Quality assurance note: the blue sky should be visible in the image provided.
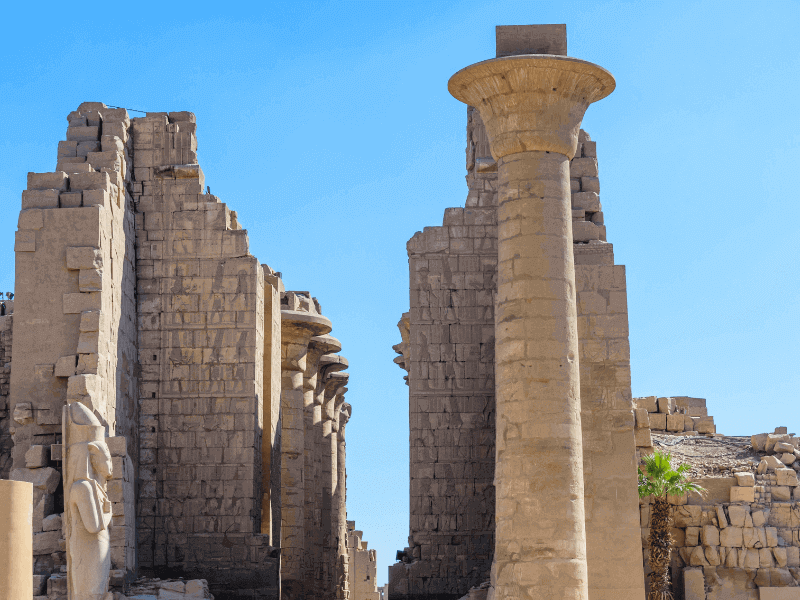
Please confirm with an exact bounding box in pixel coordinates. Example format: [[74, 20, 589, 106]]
[[2, 0, 799, 587]]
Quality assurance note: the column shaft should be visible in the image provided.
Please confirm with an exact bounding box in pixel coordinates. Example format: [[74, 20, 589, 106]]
[[281, 369, 306, 595], [336, 420, 348, 599], [0, 480, 33, 600], [494, 150, 588, 600]]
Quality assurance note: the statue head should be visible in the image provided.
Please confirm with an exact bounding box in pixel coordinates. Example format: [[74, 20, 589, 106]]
[[64, 401, 112, 486]]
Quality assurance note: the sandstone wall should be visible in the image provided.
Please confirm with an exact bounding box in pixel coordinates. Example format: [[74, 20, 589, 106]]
[[131, 112, 278, 596], [8, 103, 140, 592], [391, 109, 643, 599]]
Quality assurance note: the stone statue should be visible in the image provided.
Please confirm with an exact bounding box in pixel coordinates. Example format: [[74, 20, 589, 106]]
[[62, 401, 113, 600]]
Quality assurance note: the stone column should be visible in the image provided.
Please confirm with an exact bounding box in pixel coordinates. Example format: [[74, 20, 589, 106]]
[[321, 366, 348, 599], [0, 479, 33, 600], [449, 55, 615, 600], [335, 390, 351, 600], [305, 334, 341, 598], [281, 306, 332, 600]]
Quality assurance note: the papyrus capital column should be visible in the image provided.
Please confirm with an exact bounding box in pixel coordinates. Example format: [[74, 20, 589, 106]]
[[280, 295, 332, 600], [449, 37, 614, 600], [305, 334, 342, 599]]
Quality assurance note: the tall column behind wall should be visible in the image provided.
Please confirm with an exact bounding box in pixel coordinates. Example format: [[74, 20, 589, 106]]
[[448, 40, 615, 600], [336, 396, 352, 599], [321, 361, 348, 600], [305, 333, 341, 598]]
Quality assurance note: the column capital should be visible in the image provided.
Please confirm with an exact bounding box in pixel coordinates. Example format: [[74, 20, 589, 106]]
[[281, 310, 332, 372], [448, 55, 614, 160]]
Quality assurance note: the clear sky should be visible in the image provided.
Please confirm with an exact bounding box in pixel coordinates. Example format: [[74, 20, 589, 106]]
[[1, 0, 799, 587]]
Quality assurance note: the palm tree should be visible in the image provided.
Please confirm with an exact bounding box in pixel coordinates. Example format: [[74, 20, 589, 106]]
[[638, 450, 706, 600]]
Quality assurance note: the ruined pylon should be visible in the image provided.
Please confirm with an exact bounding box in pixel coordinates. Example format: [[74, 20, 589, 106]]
[[448, 26, 615, 600]]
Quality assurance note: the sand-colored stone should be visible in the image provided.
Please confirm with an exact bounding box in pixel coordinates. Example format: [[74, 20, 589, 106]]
[[0, 479, 33, 600], [280, 298, 332, 600], [448, 33, 614, 600], [63, 401, 113, 600]]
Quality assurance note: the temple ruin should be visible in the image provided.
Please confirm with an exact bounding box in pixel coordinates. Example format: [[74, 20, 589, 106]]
[[0, 101, 378, 600], [390, 24, 800, 600], [1, 20, 799, 600]]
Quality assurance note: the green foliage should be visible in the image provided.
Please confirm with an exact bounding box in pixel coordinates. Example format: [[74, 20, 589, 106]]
[[638, 449, 706, 500]]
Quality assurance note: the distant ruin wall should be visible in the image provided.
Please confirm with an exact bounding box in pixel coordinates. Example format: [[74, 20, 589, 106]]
[[0, 306, 12, 479]]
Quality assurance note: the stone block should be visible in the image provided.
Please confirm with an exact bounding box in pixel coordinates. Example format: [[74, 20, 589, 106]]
[[788, 547, 800, 567], [780, 453, 796, 465], [658, 396, 675, 414], [570, 157, 598, 177], [572, 220, 601, 242], [55, 355, 77, 377], [634, 407, 650, 428], [636, 396, 658, 412], [674, 505, 702, 527], [15, 230, 36, 252], [80, 311, 101, 331], [69, 171, 110, 191], [185, 579, 209, 598], [695, 416, 715, 434], [25, 445, 49, 468], [760, 588, 800, 600], [77, 331, 98, 354], [667, 413, 684, 432], [775, 442, 795, 454], [701, 525, 720, 547], [752, 433, 769, 451], [730, 486, 755, 503], [107, 436, 127, 457], [765, 455, 785, 471], [33, 530, 61, 555], [42, 513, 62, 532], [18, 209, 44, 230], [767, 434, 792, 453], [67, 126, 100, 141], [772, 487, 792, 502], [32, 493, 54, 532], [649, 413, 667, 430], [22, 189, 60, 209], [735, 472, 755, 486], [28, 172, 68, 191], [63, 292, 101, 313], [634, 428, 652, 447], [776, 468, 798, 487], [571, 191, 600, 212], [11, 467, 60, 493], [58, 140, 78, 158], [581, 176, 600, 192], [79, 268, 103, 292], [67, 373, 100, 399], [716, 504, 728, 528], [83, 189, 109, 207], [720, 526, 743, 547], [77, 141, 100, 156], [59, 191, 83, 207], [66, 246, 102, 270], [50, 444, 62, 461]]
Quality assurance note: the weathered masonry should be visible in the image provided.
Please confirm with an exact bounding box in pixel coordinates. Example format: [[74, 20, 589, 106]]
[[390, 25, 644, 600], [3, 102, 370, 600]]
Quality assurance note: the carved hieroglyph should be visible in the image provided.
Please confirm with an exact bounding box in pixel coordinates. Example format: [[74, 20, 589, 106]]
[[62, 401, 113, 600]]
